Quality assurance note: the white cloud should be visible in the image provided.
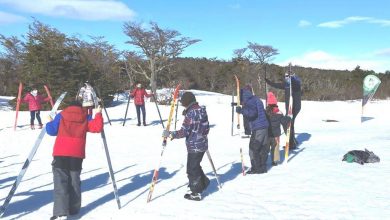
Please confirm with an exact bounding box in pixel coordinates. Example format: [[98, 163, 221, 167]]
[[0, 0, 136, 21], [0, 11, 27, 25], [317, 16, 390, 28], [374, 48, 390, 57], [318, 16, 372, 28], [277, 50, 390, 73], [298, 20, 311, 27]]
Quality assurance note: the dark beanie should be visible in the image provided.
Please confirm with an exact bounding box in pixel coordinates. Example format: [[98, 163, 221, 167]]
[[180, 92, 196, 107]]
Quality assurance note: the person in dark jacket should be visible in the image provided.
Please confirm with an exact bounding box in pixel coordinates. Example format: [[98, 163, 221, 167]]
[[265, 92, 284, 166], [162, 91, 210, 201], [265, 72, 301, 149], [46, 101, 103, 220], [236, 87, 269, 174], [130, 83, 153, 126], [241, 85, 253, 136], [22, 88, 50, 129]]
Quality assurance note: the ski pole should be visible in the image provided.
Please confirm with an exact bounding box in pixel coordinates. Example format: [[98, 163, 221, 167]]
[[206, 150, 222, 189], [152, 93, 164, 129], [123, 91, 131, 126]]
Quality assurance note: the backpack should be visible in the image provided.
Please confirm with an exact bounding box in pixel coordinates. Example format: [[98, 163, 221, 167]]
[[342, 149, 380, 165]]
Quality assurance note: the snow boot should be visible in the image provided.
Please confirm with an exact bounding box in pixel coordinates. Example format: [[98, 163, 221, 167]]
[[38, 124, 43, 129], [184, 192, 201, 201], [30, 125, 35, 130], [50, 215, 68, 220]]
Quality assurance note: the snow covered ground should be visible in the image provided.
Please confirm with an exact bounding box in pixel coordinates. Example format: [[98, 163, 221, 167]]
[[1, 90, 389, 220]]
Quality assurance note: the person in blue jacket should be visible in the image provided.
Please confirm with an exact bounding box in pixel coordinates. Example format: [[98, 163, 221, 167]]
[[236, 87, 269, 174], [265, 72, 301, 149]]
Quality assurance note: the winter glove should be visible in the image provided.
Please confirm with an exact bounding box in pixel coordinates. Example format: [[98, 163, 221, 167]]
[[182, 109, 187, 116], [94, 105, 102, 113], [162, 130, 170, 138], [162, 130, 175, 139], [235, 106, 242, 114], [47, 115, 53, 122], [231, 102, 237, 107]]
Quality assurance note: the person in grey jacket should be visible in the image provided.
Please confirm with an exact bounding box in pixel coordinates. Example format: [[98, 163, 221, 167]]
[[236, 87, 269, 174], [163, 91, 210, 201]]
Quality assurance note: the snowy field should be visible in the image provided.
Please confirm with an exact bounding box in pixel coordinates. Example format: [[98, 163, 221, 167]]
[[1, 91, 389, 220]]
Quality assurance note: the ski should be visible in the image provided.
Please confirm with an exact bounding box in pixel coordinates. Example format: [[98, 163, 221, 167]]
[[123, 90, 131, 126], [234, 75, 241, 130], [88, 84, 121, 209], [231, 88, 234, 136], [13, 82, 23, 131], [44, 85, 54, 107], [174, 100, 179, 130], [284, 64, 294, 164], [147, 84, 181, 203], [0, 92, 67, 217], [234, 75, 245, 176]]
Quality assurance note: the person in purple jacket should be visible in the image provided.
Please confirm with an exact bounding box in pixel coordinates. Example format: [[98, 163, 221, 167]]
[[236, 87, 269, 174], [162, 91, 210, 201]]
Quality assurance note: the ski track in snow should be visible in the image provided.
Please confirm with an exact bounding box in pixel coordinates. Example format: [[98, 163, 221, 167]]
[[1, 90, 390, 219]]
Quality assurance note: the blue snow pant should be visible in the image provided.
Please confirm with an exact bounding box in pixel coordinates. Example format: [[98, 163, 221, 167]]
[[135, 104, 146, 125]]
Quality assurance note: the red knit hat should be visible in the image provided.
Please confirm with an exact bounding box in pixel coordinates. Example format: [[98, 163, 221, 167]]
[[267, 92, 278, 105]]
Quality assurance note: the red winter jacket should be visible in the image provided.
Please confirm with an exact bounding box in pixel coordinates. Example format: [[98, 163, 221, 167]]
[[47, 106, 103, 158], [130, 88, 152, 105], [22, 93, 50, 111]]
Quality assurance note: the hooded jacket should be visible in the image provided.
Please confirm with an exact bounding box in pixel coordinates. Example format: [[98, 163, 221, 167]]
[[240, 89, 269, 131], [46, 106, 103, 158], [173, 102, 209, 153]]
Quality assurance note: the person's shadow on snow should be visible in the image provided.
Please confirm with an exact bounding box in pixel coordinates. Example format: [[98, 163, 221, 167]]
[[202, 162, 242, 199], [278, 132, 311, 164], [80, 166, 181, 215]]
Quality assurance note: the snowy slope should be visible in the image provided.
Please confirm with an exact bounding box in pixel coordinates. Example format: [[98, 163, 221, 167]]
[[0, 91, 389, 220]]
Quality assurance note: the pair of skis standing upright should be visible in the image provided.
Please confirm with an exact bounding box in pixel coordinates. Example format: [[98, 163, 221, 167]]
[[1, 84, 120, 217], [231, 64, 294, 176]]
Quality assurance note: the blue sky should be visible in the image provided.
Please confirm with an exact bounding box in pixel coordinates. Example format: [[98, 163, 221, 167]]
[[0, 0, 389, 72]]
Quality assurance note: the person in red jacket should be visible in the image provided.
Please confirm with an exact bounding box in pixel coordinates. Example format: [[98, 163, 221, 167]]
[[130, 83, 153, 126], [46, 101, 103, 220], [22, 88, 50, 129]]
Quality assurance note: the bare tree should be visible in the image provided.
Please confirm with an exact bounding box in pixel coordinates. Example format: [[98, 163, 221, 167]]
[[123, 21, 200, 92], [234, 42, 279, 97]]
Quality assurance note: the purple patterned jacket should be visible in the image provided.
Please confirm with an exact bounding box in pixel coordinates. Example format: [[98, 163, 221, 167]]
[[173, 102, 209, 153]]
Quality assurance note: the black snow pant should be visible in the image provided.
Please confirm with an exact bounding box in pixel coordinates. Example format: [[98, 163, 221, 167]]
[[249, 128, 269, 173], [187, 152, 209, 194], [52, 157, 83, 217], [30, 110, 42, 126], [135, 104, 146, 125]]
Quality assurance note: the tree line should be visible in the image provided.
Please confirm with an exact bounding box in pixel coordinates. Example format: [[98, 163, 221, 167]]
[[1, 20, 389, 109]]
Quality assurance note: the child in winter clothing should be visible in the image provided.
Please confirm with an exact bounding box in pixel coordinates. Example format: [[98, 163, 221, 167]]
[[22, 88, 50, 129], [46, 101, 103, 220], [162, 91, 210, 201], [130, 83, 153, 126], [236, 87, 269, 174], [265, 92, 284, 166]]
